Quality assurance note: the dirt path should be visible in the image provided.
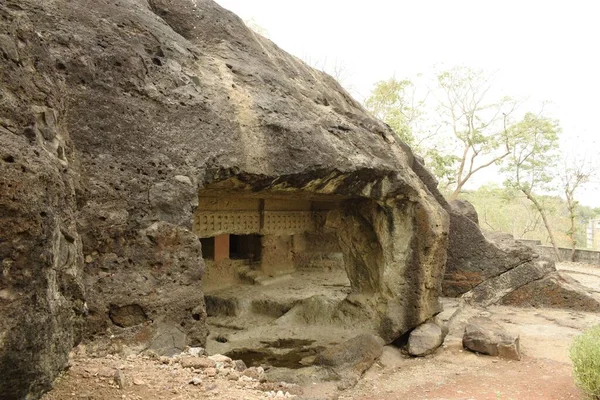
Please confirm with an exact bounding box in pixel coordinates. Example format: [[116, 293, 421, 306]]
[[44, 262, 600, 400]]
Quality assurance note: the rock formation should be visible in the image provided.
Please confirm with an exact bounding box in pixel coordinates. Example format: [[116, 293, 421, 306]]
[[2, 0, 598, 398], [0, 0, 448, 398], [410, 162, 600, 310]]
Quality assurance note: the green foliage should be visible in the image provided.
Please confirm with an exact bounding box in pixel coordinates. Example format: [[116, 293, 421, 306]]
[[425, 149, 460, 188], [570, 325, 600, 399], [365, 66, 519, 197], [364, 78, 422, 147], [503, 112, 561, 193]]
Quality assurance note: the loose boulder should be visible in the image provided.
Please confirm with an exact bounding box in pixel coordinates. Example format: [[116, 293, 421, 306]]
[[462, 317, 521, 361], [407, 320, 447, 357]]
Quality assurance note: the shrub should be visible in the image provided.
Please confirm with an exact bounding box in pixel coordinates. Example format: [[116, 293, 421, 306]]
[[570, 325, 600, 399]]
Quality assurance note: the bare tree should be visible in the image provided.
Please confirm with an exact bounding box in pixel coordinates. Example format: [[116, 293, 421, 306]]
[[561, 155, 597, 261]]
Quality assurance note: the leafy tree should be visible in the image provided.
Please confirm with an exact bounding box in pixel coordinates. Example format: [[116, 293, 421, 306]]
[[436, 67, 518, 199], [503, 112, 562, 259], [365, 67, 519, 197], [364, 78, 424, 148]]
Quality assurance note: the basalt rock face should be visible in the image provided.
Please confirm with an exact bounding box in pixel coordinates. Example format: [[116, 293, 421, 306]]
[[408, 170, 599, 310], [0, 5, 85, 398], [0, 0, 449, 397]]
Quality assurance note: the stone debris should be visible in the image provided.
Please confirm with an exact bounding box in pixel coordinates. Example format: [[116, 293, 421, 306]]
[[266, 390, 294, 398], [43, 349, 301, 399], [462, 317, 521, 360], [132, 378, 146, 386], [186, 347, 205, 356]]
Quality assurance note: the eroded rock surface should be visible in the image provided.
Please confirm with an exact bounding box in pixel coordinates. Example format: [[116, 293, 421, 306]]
[[407, 320, 447, 357], [1, 0, 449, 397], [463, 317, 521, 361], [406, 168, 599, 310], [0, 5, 85, 398], [315, 334, 384, 382]]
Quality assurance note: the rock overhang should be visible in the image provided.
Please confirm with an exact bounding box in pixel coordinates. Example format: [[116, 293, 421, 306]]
[[0, 0, 450, 397]]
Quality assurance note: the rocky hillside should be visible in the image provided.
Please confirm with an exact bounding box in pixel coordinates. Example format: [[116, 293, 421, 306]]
[[0, 1, 596, 399]]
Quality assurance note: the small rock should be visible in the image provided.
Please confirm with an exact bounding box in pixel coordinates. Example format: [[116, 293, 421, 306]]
[[174, 175, 193, 185], [243, 367, 259, 379], [84, 367, 99, 376], [186, 346, 204, 356], [276, 390, 285, 398], [238, 375, 253, 382], [132, 378, 145, 385], [227, 371, 240, 381], [113, 370, 125, 389], [234, 359, 247, 372], [204, 367, 217, 377], [258, 372, 268, 383], [208, 354, 232, 364], [189, 376, 202, 386], [180, 356, 216, 369], [159, 356, 171, 365]]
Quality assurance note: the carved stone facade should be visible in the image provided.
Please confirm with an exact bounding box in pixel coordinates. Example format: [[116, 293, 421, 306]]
[[194, 194, 344, 291]]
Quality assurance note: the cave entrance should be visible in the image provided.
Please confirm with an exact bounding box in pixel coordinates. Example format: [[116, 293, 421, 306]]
[[194, 190, 356, 368]]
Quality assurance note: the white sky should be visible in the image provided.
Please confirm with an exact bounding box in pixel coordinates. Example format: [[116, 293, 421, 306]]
[[216, 0, 600, 207]]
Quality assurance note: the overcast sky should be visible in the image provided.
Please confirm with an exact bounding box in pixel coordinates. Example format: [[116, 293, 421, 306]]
[[216, 0, 599, 206]]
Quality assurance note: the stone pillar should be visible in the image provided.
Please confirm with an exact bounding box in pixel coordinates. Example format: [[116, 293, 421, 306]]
[[260, 235, 294, 276], [214, 234, 230, 262]]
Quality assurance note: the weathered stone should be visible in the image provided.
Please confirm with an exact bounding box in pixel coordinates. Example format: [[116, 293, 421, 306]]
[[462, 317, 521, 361], [500, 271, 600, 312], [411, 162, 598, 311], [189, 376, 202, 386], [180, 356, 216, 369], [0, 0, 451, 397], [315, 334, 384, 378], [108, 304, 148, 328], [407, 321, 446, 356], [450, 199, 479, 225], [234, 359, 247, 372], [0, 7, 85, 400], [208, 354, 233, 365], [462, 259, 555, 306], [242, 367, 261, 380], [114, 370, 126, 389]]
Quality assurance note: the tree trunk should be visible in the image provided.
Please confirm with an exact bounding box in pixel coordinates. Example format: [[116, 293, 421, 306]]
[[449, 185, 462, 201], [569, 207, 577, 262], [524, 190, 561, 261]]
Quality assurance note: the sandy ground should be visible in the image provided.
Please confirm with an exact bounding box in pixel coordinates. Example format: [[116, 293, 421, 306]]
[[43, 262, 600, 400]]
